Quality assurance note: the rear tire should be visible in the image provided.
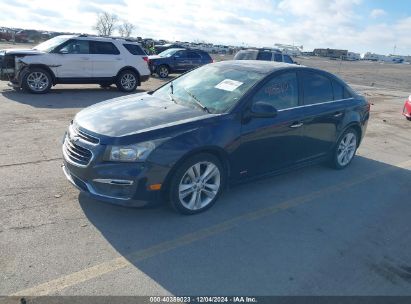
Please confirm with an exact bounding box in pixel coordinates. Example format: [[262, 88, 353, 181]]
[[116, 70, 138, 92], [22, 68, 52, 94], [156, 65, 169, 78], [169, 153, 225, 215], [330, 128, 358, 169]]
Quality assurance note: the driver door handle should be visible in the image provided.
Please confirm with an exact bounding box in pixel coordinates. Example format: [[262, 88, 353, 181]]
[[290, 122, 303, 128], [333, 111, 343, 117]]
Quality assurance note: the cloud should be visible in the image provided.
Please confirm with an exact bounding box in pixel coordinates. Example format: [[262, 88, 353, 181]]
[[0, 0, 410, 55], [370, 8, 387, 19]]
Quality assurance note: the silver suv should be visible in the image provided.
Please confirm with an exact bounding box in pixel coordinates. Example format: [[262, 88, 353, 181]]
[[0, 35, 151, 93], [234, 49, 296, 64]]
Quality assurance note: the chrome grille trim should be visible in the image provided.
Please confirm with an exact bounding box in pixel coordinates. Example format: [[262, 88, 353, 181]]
[[63, 136, 93, 167], [70, 124, 99, 144]]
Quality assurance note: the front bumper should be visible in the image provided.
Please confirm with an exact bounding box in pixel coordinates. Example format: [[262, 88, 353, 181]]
[[62, 131, 168, 207]]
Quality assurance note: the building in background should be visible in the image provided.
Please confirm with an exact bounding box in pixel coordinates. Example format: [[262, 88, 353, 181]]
[[313, 48, 348, 59]]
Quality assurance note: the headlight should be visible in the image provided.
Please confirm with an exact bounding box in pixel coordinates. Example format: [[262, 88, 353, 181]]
[[108, 141, 156, 162]]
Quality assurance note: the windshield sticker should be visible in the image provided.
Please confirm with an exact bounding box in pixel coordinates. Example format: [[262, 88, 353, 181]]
[[215, 79, 243, 92]]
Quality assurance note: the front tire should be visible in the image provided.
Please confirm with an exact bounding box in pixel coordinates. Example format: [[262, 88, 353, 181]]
[[331, 128, 358, 169], [169, 153, 225, 215], [22, 68, 52, 94], [116, 70, 138, 92]]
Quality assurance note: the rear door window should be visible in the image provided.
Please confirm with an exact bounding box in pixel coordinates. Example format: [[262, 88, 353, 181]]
[[252, 72, 299, 110], [123, 44, 146, 55], [90, 41, 120, 55], [274, 53, 283, 62], [302, 72, 333, 105], [256, 51, 272, 61], [187, 51, 201, 59], [234, 51, 258, 60]]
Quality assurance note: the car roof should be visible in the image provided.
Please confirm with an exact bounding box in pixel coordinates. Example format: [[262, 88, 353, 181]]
[[52, 35, 141, 44], [212, 60, 301, 74]]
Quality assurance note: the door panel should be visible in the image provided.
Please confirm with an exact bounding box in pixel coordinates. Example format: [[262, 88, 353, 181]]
[[89, 41, 123, 77], [232, 71, 305, 178], [235, 110, 306, 178], [187, 51, 202, 69], [172, 50, 190, 71], [300, 102, 346, 159], [52, 39, 92, 77], [299, 71, 344, 159]]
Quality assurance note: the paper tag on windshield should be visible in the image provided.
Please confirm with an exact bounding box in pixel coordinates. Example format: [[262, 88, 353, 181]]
[[215, 79, 243, 92]]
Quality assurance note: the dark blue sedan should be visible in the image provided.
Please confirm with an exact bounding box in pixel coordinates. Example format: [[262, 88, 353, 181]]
[[62, 61, 370, 214], [148, 48, 213, 78]]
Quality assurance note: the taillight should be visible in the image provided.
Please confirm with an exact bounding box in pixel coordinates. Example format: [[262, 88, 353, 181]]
[[143, 56, 149, 63]]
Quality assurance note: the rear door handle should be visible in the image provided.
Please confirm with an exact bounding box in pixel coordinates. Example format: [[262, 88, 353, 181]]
[[290, 122, 303, 128], [333, 111, 343, 118]]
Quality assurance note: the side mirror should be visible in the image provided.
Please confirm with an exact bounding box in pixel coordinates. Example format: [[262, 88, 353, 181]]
[[251, 101, 278, 118], [58, 49, 68, 54], [173, 55, 180, 60]]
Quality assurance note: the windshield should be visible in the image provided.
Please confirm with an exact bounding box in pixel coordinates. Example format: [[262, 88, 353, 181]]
[[33, 36, 70, 52], [234, 50, 258, 60], [152, 64, 265, 114], [158, 49, 178, 57]]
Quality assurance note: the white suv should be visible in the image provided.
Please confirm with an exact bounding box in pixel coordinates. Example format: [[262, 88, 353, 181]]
[[0, 35, 151, 93]]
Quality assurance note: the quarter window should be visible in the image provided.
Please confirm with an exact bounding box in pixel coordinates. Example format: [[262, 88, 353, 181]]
[[302, 72, 333, 104], [90, 41, 120, 55], [252, 72, 299, 110], [283, 55, 294, 64], [123, 44, 146, 55]]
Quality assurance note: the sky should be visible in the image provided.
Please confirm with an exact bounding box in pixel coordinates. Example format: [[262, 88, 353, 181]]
[[0, 0, 410, 55]]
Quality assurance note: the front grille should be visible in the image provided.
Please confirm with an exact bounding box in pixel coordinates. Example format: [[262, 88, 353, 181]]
[[63, 137, 92, 167], [71, 124, 99, 144]]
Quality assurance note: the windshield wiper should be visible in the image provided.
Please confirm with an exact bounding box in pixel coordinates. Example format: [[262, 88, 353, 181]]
[[168, 82, 178, 104], [182, 87, 210, 113]]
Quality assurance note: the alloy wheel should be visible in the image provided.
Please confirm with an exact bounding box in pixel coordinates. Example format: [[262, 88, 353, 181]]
[[120, 73, 136, 90], [178, 161, 221, 211], [158, 66, 168, 78], [26, 72, 49, 92], [337, 132, 357, 166]]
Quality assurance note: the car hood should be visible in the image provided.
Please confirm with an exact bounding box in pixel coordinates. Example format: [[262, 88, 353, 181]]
[[74, 93, 215, 138], [2, 49, 45, 55]]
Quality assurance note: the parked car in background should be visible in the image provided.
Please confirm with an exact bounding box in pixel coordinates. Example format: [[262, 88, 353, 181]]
[[403, 95, 411, 120], [14, 30, 42, 43], [62, 60, 369, 214], [0, 35, 150, 93], [0, 28, 13, 41], [234, 49, 296, 64], [154, 43, 185, 54], [148, 48, 212, 78]]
